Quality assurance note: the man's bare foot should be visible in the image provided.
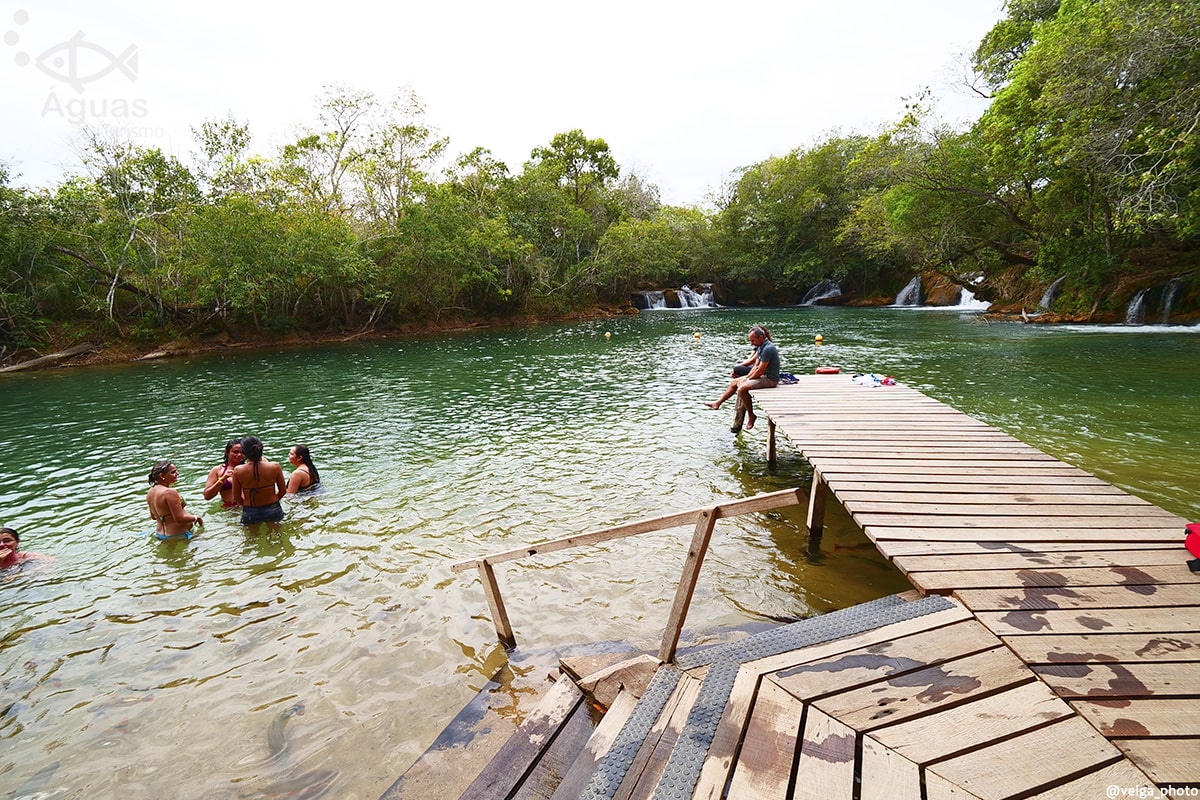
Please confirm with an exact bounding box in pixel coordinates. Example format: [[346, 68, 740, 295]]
[[745, 414, 757, 430], [703, 401, 720, 410]]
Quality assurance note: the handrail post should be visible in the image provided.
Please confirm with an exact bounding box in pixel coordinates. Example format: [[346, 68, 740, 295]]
[[658, 507, 720, 663], [806, 468, 828, 558], [767, 418, 777, 466], [477, 559, 516, 648]]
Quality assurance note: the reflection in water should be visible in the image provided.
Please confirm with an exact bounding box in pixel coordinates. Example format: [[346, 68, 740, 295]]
[[0, 309, 1196, 797]]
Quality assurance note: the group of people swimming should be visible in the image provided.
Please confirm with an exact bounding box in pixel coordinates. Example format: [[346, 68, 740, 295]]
[[147, 436, 320, 539], [704, 325, 782, 432]]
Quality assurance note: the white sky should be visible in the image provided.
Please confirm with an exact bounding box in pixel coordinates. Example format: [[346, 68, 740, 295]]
[[1, 0, 1003, 207]]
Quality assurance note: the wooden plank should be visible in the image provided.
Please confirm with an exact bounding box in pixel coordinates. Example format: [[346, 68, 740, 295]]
[[871, 528, 1182, 547], [1034, 662, 1200, 699], [866, 680, 1072, 764], [822, 463, 1094, 476], [515, 699, 602, 800], [924, 716, 1123, 800], [725, 678, 804, 800], [659, 507, 720, 662], [1003, 632, 1200, 664], [976, 606, 1200, 637], [459, 677, 583, 800], [859, 737, 922, 800], [1113, 738, 1200, 785], [769, 620, 1003, 702], [617, 672, 703, 800], [954, 583, 1200, 611], [895, 548, 1187, 573], [1071, 698, 1200, 737], [813, 647, 1032, 732], [835, 479, 1123, 491], [878, 540, 1176, 557], [549, 689, 639, 800], [792, 707, 856, 800], [850, 501, 1173, 517], [1018, 759, 1154, 799], [860, 515, 1180, 530], [912, 564, 1193, 593], [922, 772, 986, 800], [842, 491, 1154, 507]]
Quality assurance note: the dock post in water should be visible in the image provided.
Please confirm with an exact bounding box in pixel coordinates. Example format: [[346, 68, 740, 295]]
[[805, 468, 828, 556], [476, 559, 516, 648]]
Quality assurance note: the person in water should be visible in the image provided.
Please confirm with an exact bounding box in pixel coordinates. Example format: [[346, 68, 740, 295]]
[[203, 439, 245, 507], [0, 526, 46, 569], [285, 444, 320, 495], [704, 325, 781, 432], [231, 436, 286, 524], [146, 461, 203, 538]]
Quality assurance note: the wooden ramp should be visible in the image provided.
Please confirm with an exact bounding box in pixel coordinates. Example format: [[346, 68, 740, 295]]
[[392, 376, 1197, 799]]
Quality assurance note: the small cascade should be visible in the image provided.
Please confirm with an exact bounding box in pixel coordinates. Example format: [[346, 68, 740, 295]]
[[1038, 276, 1065, 310], [1161, 278, 1184, 323], [800, 279, 842, 306], [893, 276, 922, 306], [675, 284, 716, 308], [953, 288, 992, 311], [1124, 289, 1147, 325], [633, 290, 667, 310]]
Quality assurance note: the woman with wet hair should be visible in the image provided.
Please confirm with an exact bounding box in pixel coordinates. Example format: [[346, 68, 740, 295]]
[[231, 436, 286, 525], [285, 444, 320, 495], [203, 439, 245, 507], [147, 460, 203, 539], [0, 526, 46, 569]]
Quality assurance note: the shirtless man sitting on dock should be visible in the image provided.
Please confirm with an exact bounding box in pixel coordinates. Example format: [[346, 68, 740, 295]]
[[704, 326, 781, 432]]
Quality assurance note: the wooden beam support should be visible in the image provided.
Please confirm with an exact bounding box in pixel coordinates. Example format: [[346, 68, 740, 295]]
[[806, 468, 828, 557], [477, 559, 516, 648], [659, 507, 721, 663], [768, 417, 777, 466]]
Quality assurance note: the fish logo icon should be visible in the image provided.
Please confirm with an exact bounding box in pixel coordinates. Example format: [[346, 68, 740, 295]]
[[35, 30, 138, 94]]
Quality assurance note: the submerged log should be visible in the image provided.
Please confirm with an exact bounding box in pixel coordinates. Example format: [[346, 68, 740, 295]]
[[0, 343, 99, 373]]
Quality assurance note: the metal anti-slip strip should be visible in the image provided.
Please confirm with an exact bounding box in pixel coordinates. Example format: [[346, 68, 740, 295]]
[[577, 664, 683, 800]]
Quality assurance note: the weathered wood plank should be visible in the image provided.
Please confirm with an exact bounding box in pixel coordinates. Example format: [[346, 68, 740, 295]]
[[922, 773, 986, 800], [1071, 698, 1200, 737], [859, 737, 922, 800], [843, 492, 1155, 508], [865, 680, 1072, 764], [813, 647, 1032, 732], [1034, 662, 1200, 699], [1003, 632, 1200, 664], [896, 548, 1186, 573], [792, 707, 856, 800], [914, 563, 1196, 592], [725, 678, 804, 800], [834, 480, 1127, 495], [769, 620, 1002, 702], [822, 463, 1094, 476], [954, 583, 1200, 611], [860, 514, 1181, 530], [851, 501, 1173, 516], [924, 716, 1123, 800], [1113, 738, 1200, 785], [458, 677, 583, 800], [1018, 759, 1155, 799], [975, 606, 1200, 637], [515, 699, 602, 800], [878, 539, 1175, 557], [549, 689, 638, 800]]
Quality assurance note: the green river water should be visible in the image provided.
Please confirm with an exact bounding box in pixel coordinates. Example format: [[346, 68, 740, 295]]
[[1, 307, 1197, 798]]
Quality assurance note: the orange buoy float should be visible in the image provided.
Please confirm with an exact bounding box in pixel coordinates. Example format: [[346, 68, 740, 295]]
[[815, 366, 840, 374]]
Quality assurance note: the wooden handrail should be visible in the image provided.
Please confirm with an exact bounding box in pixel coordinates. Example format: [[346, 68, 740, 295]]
[[454, 487, 806, 660]]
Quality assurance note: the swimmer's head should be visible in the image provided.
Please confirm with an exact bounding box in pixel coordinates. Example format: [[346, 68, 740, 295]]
[[148, 461, 175, 484], [0, 527, 18, 543], [240, 436, 264, 462], [224, 439, 244, 465]]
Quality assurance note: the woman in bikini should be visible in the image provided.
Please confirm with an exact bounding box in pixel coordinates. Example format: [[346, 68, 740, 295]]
[[203, 439, 245, 506], [285, 444, 320, 495], [231, 436, 286, 524], [146, 461, 203, 538]]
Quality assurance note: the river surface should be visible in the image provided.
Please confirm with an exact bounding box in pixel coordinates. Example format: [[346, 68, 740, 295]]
[[1, 308, 1197, 798]]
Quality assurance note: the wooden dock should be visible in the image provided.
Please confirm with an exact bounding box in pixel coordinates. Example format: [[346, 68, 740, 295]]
[[385, 375, 1198, 799]]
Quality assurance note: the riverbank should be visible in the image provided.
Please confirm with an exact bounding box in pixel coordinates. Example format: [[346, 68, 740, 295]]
[[0, 304, 640, 373]]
